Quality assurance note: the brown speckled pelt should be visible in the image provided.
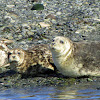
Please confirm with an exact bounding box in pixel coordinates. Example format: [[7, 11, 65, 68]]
[[9, 44, 54, 75]]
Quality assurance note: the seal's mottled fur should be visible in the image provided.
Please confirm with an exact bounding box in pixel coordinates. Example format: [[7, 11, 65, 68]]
[[9, 45, 54, 75]]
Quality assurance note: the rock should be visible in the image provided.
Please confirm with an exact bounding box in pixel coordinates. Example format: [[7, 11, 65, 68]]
[[39, 22, 50, 28], [31, 4, 44, 10], [45, 14, 56, 20], [6, 5, 15, 8]]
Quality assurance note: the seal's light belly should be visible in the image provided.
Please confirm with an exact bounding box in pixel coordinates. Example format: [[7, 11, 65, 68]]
[[53, 55, 100, 77], [52, 55, 82, 77]]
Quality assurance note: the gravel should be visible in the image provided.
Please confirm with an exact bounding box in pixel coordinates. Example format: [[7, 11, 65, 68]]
[[0, 0, 100, 88]]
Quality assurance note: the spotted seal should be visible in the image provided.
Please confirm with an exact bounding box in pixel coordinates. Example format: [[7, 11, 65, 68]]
[[0, 38, 13, 67], [8, 44, 55, 75], [49, 36, 100, 77]]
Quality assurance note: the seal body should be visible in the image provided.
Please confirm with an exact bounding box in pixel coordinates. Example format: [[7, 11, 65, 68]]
[[0, 38, 13, 67], [49, 36, 100, 77], [8, 45, 54, 75], [0, 45, 8, 67]]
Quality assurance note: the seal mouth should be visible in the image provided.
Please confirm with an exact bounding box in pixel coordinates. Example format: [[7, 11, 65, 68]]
[[9, 60, 18, 64], [51, 42, 55, 46], [9, 59, 17, 63]]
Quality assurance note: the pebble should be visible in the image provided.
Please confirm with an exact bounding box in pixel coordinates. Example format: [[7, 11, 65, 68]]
[[8, 36, 14, 40], [56, 12, 62, 15], [45, 14, 56, 20], [22, 23, 31, 30], [6, 5, 15, 8], [39, 22, 50, 28], [0, 0, 100, 48]]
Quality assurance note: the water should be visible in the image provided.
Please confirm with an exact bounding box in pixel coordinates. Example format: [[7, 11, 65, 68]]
[[0, 82, 100, 100]]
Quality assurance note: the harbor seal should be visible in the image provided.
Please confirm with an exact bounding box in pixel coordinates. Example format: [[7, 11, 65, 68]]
[[8, 44, 55, 75], [0, 38, 13, 67], [49, 36, 100, 77], [0, 43, 9, 67]]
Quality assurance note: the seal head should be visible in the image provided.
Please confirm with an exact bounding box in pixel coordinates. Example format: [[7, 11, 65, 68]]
[[9, 49, 25, 66], [50, 36, 73, 57]]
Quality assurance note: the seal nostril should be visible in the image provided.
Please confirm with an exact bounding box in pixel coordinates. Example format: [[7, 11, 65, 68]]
[[52, 43, 55, 45], [13, 56, 15, 58]]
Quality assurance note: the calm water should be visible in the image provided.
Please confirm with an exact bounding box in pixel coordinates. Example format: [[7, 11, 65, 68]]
[[0, 82, 100, 100]]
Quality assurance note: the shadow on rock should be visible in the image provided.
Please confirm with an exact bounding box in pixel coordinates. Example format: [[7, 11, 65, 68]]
[[0, 70, 17, 78]]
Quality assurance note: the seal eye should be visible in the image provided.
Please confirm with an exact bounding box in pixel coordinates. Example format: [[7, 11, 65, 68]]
[[8, 52, 12, 55], [60, 40, 64, 44], [18, 52, 20, 55]]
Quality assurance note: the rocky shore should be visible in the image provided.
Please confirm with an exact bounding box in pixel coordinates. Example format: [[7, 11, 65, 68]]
[[0, 69, 100, 89], [0, 0, 100, 89]]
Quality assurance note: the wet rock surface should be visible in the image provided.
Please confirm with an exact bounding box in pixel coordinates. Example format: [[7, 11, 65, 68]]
[[0, 0, 100, 89], [0, 70, 100, 89]]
